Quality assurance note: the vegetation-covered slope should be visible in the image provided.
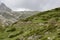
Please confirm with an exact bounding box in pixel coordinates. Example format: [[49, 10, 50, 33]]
[[0, 8, 60, 40]]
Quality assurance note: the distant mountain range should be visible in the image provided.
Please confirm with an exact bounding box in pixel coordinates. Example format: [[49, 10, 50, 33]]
[[0, 3, 39, 26]]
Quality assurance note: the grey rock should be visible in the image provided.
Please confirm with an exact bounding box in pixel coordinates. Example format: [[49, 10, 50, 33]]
[[0, 3, 40, 26], [0, 3, 12, 12]]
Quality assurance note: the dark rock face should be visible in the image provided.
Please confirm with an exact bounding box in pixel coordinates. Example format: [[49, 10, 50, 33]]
[[0, 3, 12, 12]]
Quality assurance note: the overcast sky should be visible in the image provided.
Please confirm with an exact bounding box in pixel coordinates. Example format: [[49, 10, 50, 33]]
[[0, 0, 60, 11]]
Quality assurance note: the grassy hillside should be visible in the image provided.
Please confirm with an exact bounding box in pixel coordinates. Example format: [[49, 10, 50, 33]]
[[0, 8, 60, 40]]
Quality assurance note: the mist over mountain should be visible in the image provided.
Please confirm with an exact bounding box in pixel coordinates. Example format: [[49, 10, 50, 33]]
[[14, 8, 33, 11], [1, 0, 60, 11]]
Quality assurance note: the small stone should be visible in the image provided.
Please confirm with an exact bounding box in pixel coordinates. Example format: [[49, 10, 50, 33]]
[[48, 37, 51, 40]]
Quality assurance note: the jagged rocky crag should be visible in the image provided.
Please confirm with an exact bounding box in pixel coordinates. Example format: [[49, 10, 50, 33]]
[[0, 3, 39, 26], [0, 3, 11, 12]]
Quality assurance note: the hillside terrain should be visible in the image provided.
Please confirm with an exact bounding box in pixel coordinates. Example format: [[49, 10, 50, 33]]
[[0, 8, 60, 40], [0, 3, 39, 26]]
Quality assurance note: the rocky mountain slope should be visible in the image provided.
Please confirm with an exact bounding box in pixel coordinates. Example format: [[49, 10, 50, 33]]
[[0, 2, 60, 40], [0, 7, 60, 40], [0, 3, 39, 26], [0, 3, 11, 12]]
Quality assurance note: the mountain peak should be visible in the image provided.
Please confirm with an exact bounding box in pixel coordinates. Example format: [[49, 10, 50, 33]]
[[0, 3, 5, 6], [0, 2, 12, 12], [0, 1, 4, 5]]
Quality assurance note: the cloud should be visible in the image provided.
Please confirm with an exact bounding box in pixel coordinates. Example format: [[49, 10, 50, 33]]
[[0, 0, 60, 11], [14, 8, 33, 11], [41, 0, 60, 11]]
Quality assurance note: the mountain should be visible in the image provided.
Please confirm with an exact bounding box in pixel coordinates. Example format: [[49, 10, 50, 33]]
[[0, 3, 12, 12], [0, 7, 60, 40], [0, 3, 40, 26], [0, 3, 17, 26]]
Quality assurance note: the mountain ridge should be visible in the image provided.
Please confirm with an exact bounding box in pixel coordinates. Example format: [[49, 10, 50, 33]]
[[0, 3, 40, 26], [0, 7, 60, 40], [0, 3, 12, 12]]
